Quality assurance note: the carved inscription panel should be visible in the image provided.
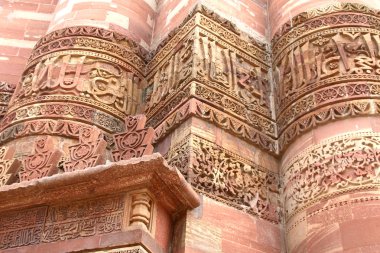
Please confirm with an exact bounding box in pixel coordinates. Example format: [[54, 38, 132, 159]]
[[0, 195, 125, 250]]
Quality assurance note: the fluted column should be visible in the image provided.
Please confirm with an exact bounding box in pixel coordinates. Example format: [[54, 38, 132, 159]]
[[0, 0, 154, 181], [270, 1, 380, 252]]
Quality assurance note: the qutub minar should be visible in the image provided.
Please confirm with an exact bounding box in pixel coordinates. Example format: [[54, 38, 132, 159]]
[[1, 0, 380, 252]]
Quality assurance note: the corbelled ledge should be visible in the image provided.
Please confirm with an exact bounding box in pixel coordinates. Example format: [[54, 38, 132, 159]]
[[0, 154, 200, 253], [0, 153, 200, 212]]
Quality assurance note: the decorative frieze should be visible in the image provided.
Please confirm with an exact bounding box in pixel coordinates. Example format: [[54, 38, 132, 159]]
[[145, 6, 275, 154], [63, 126, 107, 172], [19, 136, 62, 182], [166, 134, 279, 222], [42, 195, 124, 242], [0, 27, 145, 150], [153, 99, 277, 154], [273, 3, 380, 151], [282, 131, 380, 220], [112, 115, 154, 161]]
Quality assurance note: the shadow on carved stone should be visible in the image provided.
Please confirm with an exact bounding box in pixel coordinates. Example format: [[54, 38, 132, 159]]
[[19, 136, 62, 181], [63, 126, 107, 172], [112, 115, 154, 161]]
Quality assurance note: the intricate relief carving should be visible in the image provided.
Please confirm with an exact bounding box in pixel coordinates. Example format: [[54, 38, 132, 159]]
[[0, 146, 21, 187], [0, 82, 15, 119], [42, 196, 123, 242], [273, 6, 380, 151], [0, 206, 47, 250], [63, 126, 107, 172], [13, 54, 141, 115], [153, 99, 277, 153], [19, 136, 62, 181], [166, 135, 279, 222], [112, 115, 154, 161], [144, 7, 274, 154], [283, 131, 380, 220], [1, 103, 124, 133]]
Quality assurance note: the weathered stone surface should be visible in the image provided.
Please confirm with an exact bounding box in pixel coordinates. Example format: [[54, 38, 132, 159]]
[[2, 1, 380, 253]]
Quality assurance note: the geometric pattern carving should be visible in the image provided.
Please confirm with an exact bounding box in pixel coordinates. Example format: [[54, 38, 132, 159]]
[[63, 126, 107, 172], [112, 115, 154, 161], [0, 146, 21, 187], [19, 136, 62, 182]]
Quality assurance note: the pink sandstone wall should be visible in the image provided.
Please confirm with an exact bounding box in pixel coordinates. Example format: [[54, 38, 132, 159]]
[[269, 1, 380, 252], [0, 0, 58, 86], [152, 0, 269, 48], [268, 0, 380, 36], [174, 196, 283, 253], [48, 0, 158, 49]]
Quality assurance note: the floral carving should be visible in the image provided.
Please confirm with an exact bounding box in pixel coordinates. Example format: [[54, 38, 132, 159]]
[[283, 132, 380, 219], [166, 135, 279, 222], [19, 136, 62, 181], [112, 115, 154, 161], [63, 126, 107, 172]]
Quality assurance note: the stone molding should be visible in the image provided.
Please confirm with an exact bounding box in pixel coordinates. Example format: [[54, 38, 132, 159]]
[[0, 154, 199, 251], [273, 3, 380, 151]]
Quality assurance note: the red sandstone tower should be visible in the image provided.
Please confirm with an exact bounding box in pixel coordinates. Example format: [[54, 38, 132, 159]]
[[1, 0, 380, 252]]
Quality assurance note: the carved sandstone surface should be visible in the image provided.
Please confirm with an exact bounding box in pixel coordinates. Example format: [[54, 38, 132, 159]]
[[282, 131, 380, 221], [0, 82, 14, 120], [144, 5, 276, 154], [166, 134, 279, 222], [273, 2, 380, 151], [0, 26, 146, 144], [0, 154, 200, 251]]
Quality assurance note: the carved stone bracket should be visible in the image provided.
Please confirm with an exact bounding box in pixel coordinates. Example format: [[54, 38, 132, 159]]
[[19, 136, 62, 182], [0, 146, 21, 187], [63, 126, 107, 172], [112, 115, 154, 161], [0, 154, 199, 251]]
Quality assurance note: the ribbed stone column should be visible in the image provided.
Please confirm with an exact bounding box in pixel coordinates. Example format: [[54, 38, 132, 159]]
[[269, 1, 380, 252], [0, 0, 154, 180]]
